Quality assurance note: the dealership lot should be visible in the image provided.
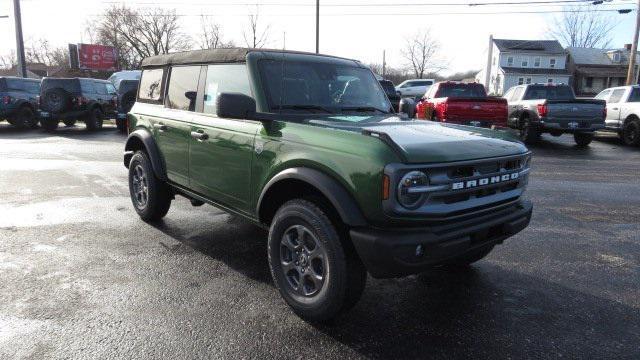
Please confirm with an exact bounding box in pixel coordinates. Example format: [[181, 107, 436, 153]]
[[0, 124, 638, 359]]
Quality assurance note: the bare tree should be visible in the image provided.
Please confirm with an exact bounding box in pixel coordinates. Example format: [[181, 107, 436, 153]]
[[24, 38, 69, 68], [401, 29, 445, 79], [198, 15, 234, 50], [243, 8, 270, 48], [549, 6, 616, 48], [0, 50, 17, 69], [92, 5, 191, 69]]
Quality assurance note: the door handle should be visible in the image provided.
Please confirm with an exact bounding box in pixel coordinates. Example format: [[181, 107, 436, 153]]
[[191, 130, 209, 141], [154, 123, 167, 131]]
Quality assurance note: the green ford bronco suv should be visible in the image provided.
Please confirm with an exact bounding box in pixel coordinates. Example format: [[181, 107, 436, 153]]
[[124, 48, 533, 321]]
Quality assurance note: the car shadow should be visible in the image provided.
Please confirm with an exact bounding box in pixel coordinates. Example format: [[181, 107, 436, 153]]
[[150, 216, 639, 358], [0, 122, 126, 141]]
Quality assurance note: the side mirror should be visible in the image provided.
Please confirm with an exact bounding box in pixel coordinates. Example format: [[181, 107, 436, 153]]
[[216, 92, 257, 120], [399, 98, 416, 118]]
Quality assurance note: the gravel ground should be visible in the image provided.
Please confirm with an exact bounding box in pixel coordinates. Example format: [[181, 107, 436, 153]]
[[0, 123, 638, 359]]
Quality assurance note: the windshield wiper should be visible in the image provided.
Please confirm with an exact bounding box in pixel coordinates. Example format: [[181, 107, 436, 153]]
[[275, 104, 334, 114], [340, 106, 389, 114]]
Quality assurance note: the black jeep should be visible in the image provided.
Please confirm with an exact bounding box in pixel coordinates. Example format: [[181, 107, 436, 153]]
[[0, 76, 41, 129], [39, 77, 117, 131], [115, 79, 139, 132]]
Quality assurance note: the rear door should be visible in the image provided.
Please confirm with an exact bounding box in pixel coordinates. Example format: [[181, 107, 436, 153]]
[[188, 63, 260, 214]]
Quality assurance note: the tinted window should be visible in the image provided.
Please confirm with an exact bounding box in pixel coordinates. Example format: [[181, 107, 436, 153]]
[[434, 83, 486, 98], [379, 80, 397, 97], [167, 66, 201, 111], [414, 80, 433, 86], [595, 89, 611, 100], [203, 64, 252, 115], [138, 68, 164, 101], [608, 89, 626, 103], [523, 85, 574, 100], [80, 80, 96, 94], [95, 82, 108, 95], [628, 88, 640, 102], [5, 79, 40, 93], [259, 59, 390, 116]]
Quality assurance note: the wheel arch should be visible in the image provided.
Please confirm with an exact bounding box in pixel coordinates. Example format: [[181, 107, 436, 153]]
[[124, 129, 167, 181], [624, 113, 639, 125], [257, 167, 367, 228]]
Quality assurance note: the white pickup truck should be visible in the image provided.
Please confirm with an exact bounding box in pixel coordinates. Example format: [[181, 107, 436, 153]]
[[596, 85, 640, 146]]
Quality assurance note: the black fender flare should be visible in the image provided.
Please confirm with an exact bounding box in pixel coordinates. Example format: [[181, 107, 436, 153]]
[[257, 167, 367, 227], [123, 129, 167, 181]]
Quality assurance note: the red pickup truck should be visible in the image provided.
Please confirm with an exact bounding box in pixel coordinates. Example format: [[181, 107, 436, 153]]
[[415, 82, 508, 127]]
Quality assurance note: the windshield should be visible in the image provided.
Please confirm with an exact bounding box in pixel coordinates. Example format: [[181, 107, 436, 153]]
[[435, 84, 486, 98], [259, 59, 391, 115], [523, 85, 574, 100]]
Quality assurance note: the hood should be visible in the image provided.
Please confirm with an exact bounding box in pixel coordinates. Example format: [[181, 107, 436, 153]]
[[308, 115, 528, 163]]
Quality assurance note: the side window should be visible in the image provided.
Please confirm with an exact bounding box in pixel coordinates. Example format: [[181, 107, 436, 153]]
[[106, 83, 116, 95], [628, 88, 640, 102], [166, 66, 201, 111], [503, 88, 514, 101], [512, 87, 524, 101], [608, 89, 626, 103], [138, 68, 164, 102], [80, 80, 96, 94], [595, 89, 611, 100], [95, 83, 108, 95], [203, 64, 252, 115]]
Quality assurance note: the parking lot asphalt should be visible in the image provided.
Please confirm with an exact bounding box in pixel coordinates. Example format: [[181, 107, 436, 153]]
[[0, 123, 638, 359]]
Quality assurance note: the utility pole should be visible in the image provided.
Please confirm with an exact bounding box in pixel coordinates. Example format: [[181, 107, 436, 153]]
[[626, 0, 640, 85], [13, 0, 27, 78], [382, 50, 386, 78], [315, 0, 319, 53]]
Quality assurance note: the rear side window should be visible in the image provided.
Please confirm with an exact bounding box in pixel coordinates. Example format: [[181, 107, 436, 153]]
[[138, 69, 164, 102], [5, 79, 40, 93], [595, 89, 611, 100], [203, 64, 252, 115], [608, 89, 626, 103], [415, 80, 433, 87], [167, 66, 201, 111], [80, 80, 96, 94]]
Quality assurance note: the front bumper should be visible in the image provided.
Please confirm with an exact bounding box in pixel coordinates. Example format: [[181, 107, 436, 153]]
[[350, 199, 533, 278]]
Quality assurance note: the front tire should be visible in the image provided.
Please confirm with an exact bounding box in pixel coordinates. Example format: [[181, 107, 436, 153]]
[[519, 117, 540, 144], [574, 132, 594, 147], [268, 199, 366, 322], [85, 108, 104, 131], [128, 151, 172, 222], [40, 118, 59, 131], [621, 119, 640, 146]]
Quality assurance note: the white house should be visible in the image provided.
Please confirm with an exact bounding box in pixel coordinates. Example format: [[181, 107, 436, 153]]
[[476, 38, 571, 95]]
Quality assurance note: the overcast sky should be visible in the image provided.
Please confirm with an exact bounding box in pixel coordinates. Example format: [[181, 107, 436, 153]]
[[0, 0, 636, 75]]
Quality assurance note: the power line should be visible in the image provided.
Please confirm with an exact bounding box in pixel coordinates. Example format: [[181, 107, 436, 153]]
[[85, 8, 635, 16]]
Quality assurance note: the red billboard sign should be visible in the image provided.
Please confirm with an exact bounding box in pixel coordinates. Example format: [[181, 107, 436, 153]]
[[77, 44, 118, 71]]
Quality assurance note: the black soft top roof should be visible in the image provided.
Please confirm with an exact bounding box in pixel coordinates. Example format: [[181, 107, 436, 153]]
[[141, 47, 360, 67]]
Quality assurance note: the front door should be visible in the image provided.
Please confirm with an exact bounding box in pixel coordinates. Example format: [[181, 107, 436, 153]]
[[187, 63, 259, 214]]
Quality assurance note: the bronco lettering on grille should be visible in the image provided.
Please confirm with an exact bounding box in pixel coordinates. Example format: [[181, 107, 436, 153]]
[[451, 172, 519, 190]]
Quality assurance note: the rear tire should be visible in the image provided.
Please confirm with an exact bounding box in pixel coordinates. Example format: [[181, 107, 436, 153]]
[[12, 106, 38, 129], [574, 132, 594, 147], [268, 199, 367, 322], [621, 119, 640, 146], [128, 151, 172, 222], [40, 118, 59, 131], [519, 117, 539, 144], [63, 119, 77, 127], [85, 108, 104, 131]]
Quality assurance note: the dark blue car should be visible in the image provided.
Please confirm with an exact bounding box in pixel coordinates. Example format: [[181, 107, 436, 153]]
[[0, 76, 41, 128]]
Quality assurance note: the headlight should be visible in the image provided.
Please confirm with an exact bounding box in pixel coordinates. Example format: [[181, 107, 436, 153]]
[[397, 171, 429, 209]]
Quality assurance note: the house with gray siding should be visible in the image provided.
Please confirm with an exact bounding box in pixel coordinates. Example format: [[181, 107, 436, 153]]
[[566, 45, 640, 96], [477, 38, 571, 95]]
